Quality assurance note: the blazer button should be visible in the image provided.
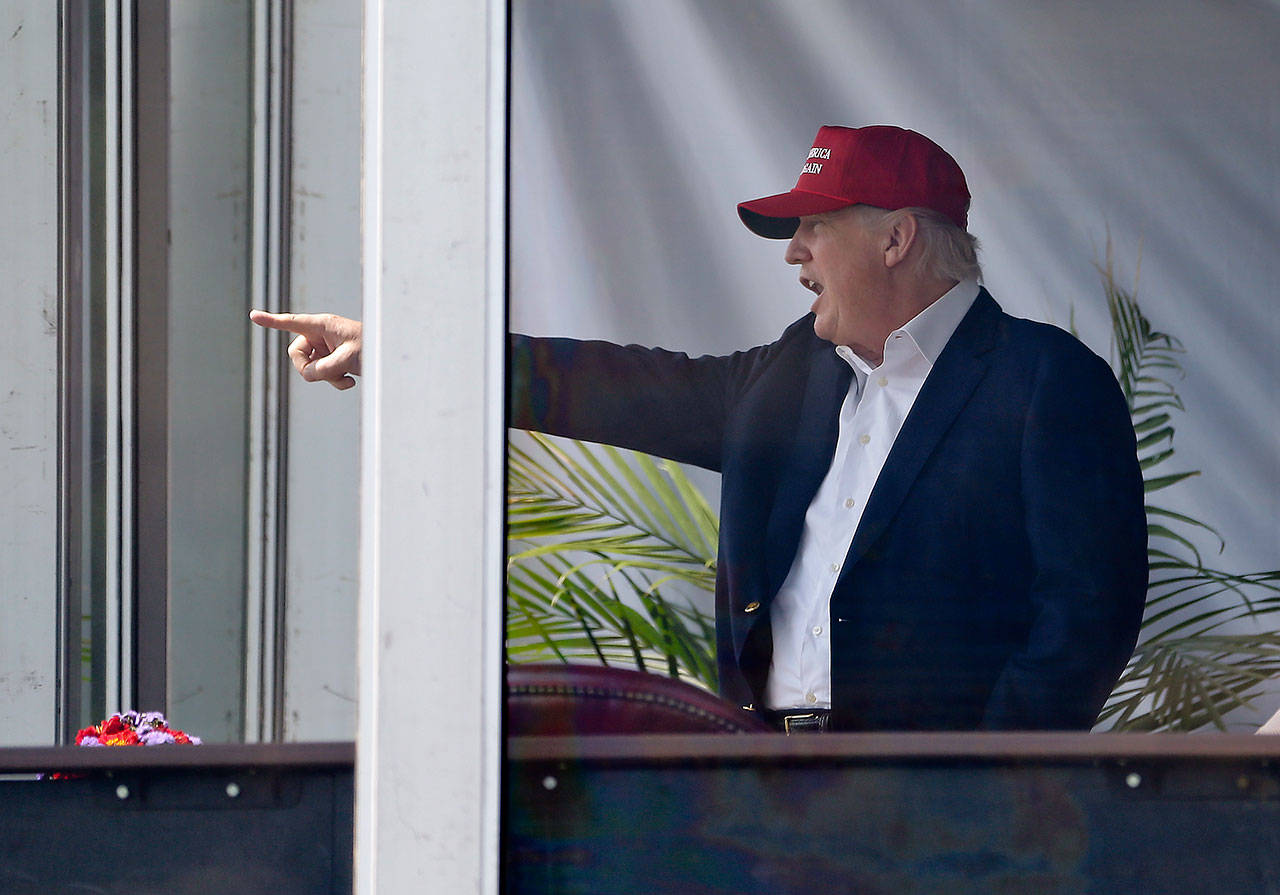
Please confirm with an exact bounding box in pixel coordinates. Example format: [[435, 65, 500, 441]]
[[744, 601, 761, 613]]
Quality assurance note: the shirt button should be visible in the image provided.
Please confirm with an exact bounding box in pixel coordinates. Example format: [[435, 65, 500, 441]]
[[858, 434, 870, 445], [844, 497, 855, 509], [877, 376, 888, 387], [829, 562, 840, 574], [812, 626, 823, 636], [805, 692, 818, 705]]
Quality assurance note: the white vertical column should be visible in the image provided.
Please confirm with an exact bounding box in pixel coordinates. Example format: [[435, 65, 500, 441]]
[[0, 1, 60, 744], [356, 0, 504, 890]]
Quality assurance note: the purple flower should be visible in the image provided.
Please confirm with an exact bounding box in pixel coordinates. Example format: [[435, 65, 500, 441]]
[[79, 737, 103, 747], [138, 729, 176, 746], [137, 711, 167, 730]]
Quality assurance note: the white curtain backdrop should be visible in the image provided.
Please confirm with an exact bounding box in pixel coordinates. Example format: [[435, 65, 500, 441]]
[[510, 0, 1280, 715]]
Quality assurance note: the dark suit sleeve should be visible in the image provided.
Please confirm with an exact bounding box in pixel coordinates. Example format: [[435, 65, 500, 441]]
[[508, 334, 742, 472], [980, 344, 1148, 729]]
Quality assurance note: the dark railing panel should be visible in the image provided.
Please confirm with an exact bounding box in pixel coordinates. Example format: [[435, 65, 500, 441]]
[[0, 743, 353, 895], [9, 736, 1280, 891], [507, 733, 1280, 894]]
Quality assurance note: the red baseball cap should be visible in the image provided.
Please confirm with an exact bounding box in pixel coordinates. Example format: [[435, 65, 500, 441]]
[[738, 125, 971, 238]]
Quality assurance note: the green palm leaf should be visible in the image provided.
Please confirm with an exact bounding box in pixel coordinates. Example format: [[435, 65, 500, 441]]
[[1095, 243, 1280, 731], [506, 432, 719, 689]]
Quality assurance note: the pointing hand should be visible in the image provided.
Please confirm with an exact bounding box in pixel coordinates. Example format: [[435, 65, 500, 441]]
[[249, 309, 363, 390]]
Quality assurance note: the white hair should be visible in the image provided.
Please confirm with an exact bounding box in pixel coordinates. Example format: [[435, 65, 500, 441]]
[[870, 206, 983, 283]]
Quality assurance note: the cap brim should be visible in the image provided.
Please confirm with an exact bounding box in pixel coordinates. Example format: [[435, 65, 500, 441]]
[[737, 190, 855, 239]]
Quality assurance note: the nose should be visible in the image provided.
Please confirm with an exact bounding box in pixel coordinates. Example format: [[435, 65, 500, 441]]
[[784, 232, 810, 265]]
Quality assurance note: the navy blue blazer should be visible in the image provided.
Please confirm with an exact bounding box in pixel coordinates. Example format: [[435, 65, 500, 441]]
[[510, 290, 1148, 730]]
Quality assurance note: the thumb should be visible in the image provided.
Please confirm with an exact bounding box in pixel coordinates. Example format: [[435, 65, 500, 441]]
[[306, 340, 361, 381]]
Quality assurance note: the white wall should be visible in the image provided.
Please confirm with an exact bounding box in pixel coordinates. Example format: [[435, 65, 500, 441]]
[[281, 0, 363, 742], [0, 1, 60, 745], [168, 0, 366, 744], [166, 1, 253, 742]]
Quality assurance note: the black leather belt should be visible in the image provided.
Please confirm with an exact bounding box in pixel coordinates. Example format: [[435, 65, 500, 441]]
[[763, 708, 832, 734]]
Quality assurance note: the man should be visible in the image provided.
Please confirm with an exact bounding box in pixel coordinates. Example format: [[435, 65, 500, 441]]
[[254, 124, 1148, 732]]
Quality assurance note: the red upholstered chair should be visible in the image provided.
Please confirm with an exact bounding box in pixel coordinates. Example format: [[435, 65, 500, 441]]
[[506, 663, 772, 735]]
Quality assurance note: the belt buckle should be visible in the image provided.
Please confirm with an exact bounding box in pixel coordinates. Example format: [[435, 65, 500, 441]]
[[782, 713, 825, 734]]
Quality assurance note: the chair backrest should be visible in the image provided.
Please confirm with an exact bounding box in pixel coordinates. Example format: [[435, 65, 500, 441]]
[[506, 663, 771, 735]]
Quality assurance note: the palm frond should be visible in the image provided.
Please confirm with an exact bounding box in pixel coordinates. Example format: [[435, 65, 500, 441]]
[[1099, 634, 1280, 731], [1095, 243, 1280, 731], [505, 433, 718, 689]]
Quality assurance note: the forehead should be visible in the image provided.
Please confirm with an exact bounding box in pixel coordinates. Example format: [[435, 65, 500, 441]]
[[802, 205, 881, 234], [807, 205, 877, 225]]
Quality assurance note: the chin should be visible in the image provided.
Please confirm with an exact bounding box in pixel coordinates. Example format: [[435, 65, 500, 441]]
[[812, 316, 836, 345]]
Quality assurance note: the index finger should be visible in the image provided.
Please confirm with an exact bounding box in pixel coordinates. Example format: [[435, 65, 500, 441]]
[[249, 309, 329, 337]]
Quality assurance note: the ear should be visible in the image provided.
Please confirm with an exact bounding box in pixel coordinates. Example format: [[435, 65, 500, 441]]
[[882, 212, 919, 269]]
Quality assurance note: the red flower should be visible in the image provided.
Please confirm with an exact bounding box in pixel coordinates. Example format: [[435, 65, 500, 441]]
[[100, 715, 126, 735], [100, 728, 140, 746]]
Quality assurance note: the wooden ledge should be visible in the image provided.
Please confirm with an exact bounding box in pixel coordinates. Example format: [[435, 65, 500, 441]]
[[0, 740, 355, 773], [507, 731, 1280, 764]]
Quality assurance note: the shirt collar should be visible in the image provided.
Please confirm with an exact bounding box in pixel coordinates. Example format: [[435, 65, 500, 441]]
[[901, 278, 980, 364], [836, 278, 980, 374]]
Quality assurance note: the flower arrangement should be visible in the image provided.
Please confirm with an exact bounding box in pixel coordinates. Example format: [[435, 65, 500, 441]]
[[75, 711, 202, 747]]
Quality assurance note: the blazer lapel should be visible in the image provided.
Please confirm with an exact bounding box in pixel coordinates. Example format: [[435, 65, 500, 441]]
[[844, 291, 1001, 567], [763, 344, 851, 598]]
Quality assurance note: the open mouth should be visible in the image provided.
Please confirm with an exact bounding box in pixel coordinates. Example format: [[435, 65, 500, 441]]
[[801, 276, 824, 296]]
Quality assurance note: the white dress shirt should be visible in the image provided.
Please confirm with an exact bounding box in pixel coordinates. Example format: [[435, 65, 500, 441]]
[[764, 279, 980, 710]]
